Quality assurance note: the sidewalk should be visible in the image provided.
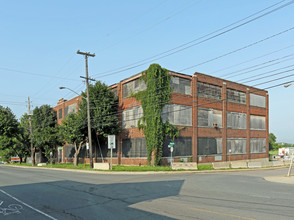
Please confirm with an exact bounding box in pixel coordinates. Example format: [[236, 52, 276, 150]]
[[264, 175, 294, 185]]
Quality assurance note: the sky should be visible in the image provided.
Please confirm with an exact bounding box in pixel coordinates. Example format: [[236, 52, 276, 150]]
[[0, 0, 293, 143]]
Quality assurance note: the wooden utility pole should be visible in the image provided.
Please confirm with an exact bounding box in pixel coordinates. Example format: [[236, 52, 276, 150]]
[[28, 97, 35, 166], [77, 50, 95, 168]]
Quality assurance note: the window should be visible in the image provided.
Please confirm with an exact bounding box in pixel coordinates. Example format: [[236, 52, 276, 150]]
[[197, 82, 221, 100], [198, 108, 222, 128], [250, 138, 266, 153], [227, 111, 247, 129], [163, 137, 192, 157], [64, 103, 77, 118], [58, 109, 62, 120], [122, 106, 143, 128], [122, 78, 146, 98], [198, 137, 222, 156], [250, 94, 266, 108], [122, 138, 147, 158], [162, 104, 192, 126], [250, 115, 265, 130], [227, 89, 246, 105], [171, 76, 191, 95], [227, 138, 246, 154]]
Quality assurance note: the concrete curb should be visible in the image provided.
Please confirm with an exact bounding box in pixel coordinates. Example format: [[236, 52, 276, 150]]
[[1, 164, 288, 175]]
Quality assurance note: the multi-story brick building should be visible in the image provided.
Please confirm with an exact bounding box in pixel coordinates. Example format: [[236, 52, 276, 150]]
[[54, 70, 268, 165]]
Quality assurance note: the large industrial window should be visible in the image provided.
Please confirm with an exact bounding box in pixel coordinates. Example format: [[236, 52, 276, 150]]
[[58, 109, 62, 120], [227, 138, 246, 155], [64, 103, 77, 118], [198, 108, 222, 128], [122, 138, 147, 158], [250, 115, 266, 130], [227, 89, 246, 105], [122, 78, 147, 98], [250, 93, 266, 108], [122, 106, 143, 128], [197, 82, 222, 100], [250, 138, 266, 153], [162, 137, 192, 157], [171, 76, 191, 95], [162, 104, 192, 126], [227, 111, 247, 129], [198, 137, 222, 155]]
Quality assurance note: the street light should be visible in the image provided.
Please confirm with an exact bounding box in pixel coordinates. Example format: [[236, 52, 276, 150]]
[[59, 87, 85, 99], [59, 86, 93, 168]]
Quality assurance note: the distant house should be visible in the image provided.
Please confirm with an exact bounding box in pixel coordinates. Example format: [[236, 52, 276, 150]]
[[54, 70, 268, 165]]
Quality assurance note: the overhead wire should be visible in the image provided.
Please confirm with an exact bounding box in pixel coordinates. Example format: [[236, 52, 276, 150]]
[[223, 54, 294, 79], [210, 44, 294, 74], [239, 64, 294, 83], [91, 0, 293, 78], [179, 26, 294, 72]]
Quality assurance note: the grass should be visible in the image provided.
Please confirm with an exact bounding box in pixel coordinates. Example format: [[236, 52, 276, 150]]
[[111, 165, 172, 172], [197, 164, 213, 170], [7, 163, 215, 171]]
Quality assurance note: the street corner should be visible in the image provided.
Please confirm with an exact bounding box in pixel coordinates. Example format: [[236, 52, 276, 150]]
[[264, 175, 294, 185]]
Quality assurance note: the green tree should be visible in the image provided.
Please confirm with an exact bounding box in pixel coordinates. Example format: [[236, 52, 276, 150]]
[[61, 113, 86, 166], [31, 105, 62, 162], [269, 133, 277, 150], [79, 81, 120, 160], [79, 81, 120, 137], [0, 106, 20, 162], [134, 64, 179, 166]]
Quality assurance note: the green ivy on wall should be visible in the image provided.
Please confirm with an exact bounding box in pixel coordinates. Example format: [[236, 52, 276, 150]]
[[134, 64, 179, 166]]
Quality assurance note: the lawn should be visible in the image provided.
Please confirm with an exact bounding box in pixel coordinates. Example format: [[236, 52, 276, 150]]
[[9, 163, 214, 171]]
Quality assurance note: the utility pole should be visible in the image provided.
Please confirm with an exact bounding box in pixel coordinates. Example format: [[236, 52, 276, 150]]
[[28, 97, 35, 166], [77, 50, 95, 168]]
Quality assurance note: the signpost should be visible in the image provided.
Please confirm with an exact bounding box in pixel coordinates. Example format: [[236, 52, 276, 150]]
[[168, 142, 175, 167], [108, 135, 116, 170], [287, 152, 294, 177]]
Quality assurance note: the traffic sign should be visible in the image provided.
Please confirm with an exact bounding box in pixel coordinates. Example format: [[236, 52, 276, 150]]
[[108, 135, 116, 149]]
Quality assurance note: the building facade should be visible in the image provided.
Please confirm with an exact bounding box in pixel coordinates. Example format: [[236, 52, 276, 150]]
[[54, 71, 269, 165]]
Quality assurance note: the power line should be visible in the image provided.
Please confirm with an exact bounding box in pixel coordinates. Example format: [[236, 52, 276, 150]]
[[0, 67, 80, 81], [179, 26, 294, 72], [224, 54, 294, 79], [253, 73, 294, 86], [91, 0, 293, 78], [210, 44, 294, 74], [239, 65, 294, 83]]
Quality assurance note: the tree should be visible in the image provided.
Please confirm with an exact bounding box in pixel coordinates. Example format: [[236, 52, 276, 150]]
[[31, 105, 62, 162], [134, 64, 179, 166], [0, 106, 20, 162], [79, 81, 120, 160], [61, 113, 86, 166], [269, 133, 277, 151]]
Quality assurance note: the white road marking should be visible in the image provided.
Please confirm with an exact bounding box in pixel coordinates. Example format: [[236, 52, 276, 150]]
[[0, 189, 57, 220]]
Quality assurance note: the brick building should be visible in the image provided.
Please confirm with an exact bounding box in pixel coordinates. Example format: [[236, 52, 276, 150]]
[[54, 71, 268, 165]]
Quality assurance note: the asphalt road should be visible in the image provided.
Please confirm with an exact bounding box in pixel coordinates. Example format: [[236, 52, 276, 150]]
[[0, 165, 293, 220]]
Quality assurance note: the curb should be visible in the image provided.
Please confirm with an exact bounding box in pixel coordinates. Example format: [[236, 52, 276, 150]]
[[1, 164, 288, 175]]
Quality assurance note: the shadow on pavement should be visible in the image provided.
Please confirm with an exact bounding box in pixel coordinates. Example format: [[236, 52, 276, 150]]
[[0, 179, 184, 219]]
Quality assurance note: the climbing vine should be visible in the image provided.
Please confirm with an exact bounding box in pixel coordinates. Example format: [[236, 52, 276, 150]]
[[134, 64, 179, 166]]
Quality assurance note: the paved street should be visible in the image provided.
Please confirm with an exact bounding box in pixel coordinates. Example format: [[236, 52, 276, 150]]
[[0, 165, 293, 220]]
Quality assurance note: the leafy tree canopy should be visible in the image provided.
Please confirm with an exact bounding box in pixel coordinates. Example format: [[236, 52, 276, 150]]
[[79, 81, 120, 137], [61, 113, 86, 166], [0, 106, 19, 138], [31, 105, 63, 161]]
